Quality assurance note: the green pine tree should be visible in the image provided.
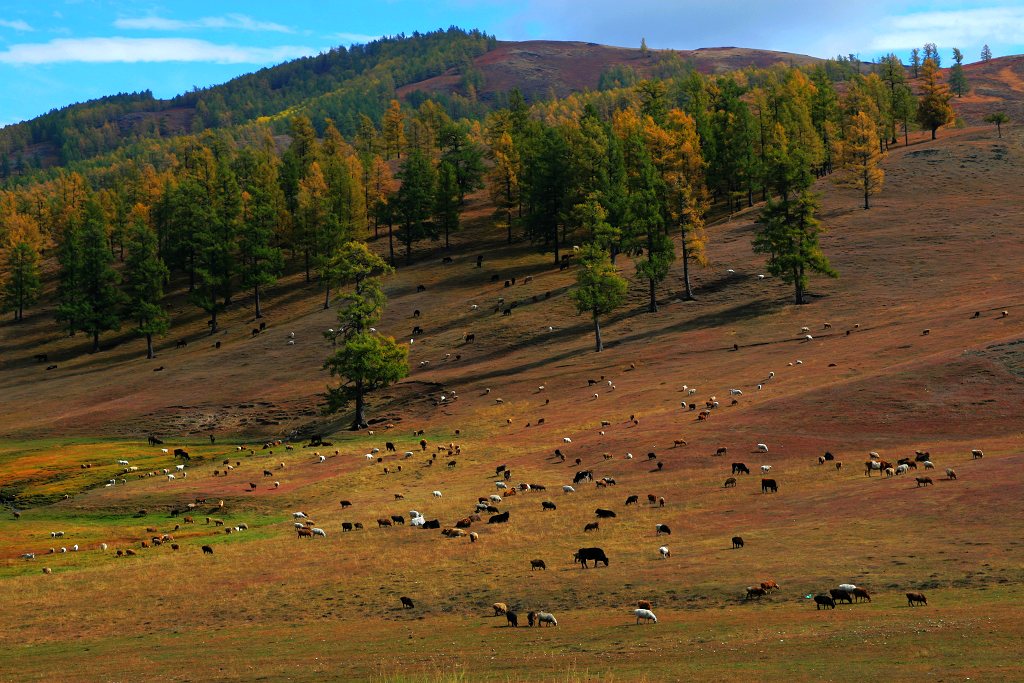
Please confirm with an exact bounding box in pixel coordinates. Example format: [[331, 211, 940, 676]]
[[123, 218, 169, 359], [235, 148, 285, 319], [77, 198, 126, 351], [394, 150, 437, 265], [1, 241, 42, 322], [570, 243, 628, 352], [434, 160, 460, 249], [754, 190, 837, 305]]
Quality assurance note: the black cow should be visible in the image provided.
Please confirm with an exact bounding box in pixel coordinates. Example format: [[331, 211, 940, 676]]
[[530, 484, 547, 491], [506, 611, 518, 627], [573, 470, 594, 484], [761, 478, 778, 493], [390, 515, 405, 525], [732, 536, 744, 549], [732, 463, 750, 475], [421, 519, 440, 529], [148, 435, 163, 446], [342, 522, 353, 532], [400, 596, 415, 609], [814, 595, 836, 610], [595, 508, 617, 519], [488, 511, 510, 524], [386, 442, 396, 452], [625, 495, 639, 505], [574, 547, 609, 568], [173, 449, 190, 460], [829, 589, 853, 604], [541, 501, 557, 511]]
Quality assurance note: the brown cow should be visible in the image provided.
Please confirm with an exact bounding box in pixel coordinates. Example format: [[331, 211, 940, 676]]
[[377, 518, 393, 528], [760, 580, 780, 593], [746, 586, 768, 600], [906, 592, 927, 607], [297, 528, 313, 538], [852, 587, 871, 603]]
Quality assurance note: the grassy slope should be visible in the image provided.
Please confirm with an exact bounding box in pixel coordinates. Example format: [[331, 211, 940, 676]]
[[1, 126, 1023, 681]]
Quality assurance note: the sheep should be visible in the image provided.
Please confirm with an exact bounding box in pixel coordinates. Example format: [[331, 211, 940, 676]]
[[432, 490, 443, 498], [100, 543, 108, 551], [312, 528, 327, 538], [21, 553, 35, 560], [655, 524, 671, 536], [729, 389, 743, 396], [756, 443, 769, 453], [117, 459, 129, 466], [489, 495, 502, 503], [923, 461, 935, 469], [493, 602, 508, 616], [318, 455, 326, 463], [175, 464, 185, 471], [946, 468, 957, 480], [563, 437, 572, 443], [166, 474, 175, 481], [971, 449, 984, 459], [495, 481, 508, 490], [536, 612, 558, 627], [761, 465, 772, 473], [469, 532, 479, 542], [562, 485, 575, 494], [658, 546, 670, 559], [634, 608, 658, 624]]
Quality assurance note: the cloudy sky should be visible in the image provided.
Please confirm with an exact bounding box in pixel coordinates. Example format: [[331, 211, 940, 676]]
[[1, 0, 1022, 126]]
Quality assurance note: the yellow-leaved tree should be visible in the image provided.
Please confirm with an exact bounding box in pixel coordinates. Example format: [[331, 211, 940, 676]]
[[835, 111, 884, 209]]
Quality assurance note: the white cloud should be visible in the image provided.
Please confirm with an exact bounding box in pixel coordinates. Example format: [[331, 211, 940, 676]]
[[0, 37, 319, 65], [870, 6, 1024, 49], [330, 32, 381, 45], [0, 19, 33, 31], [114, 14, 293, 34]]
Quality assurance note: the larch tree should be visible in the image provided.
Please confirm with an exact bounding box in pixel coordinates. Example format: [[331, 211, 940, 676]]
[[381, 99, 406, 160], [910, 48, 921, 78], [981, 44, 992, 62], [1, 241, 42, 322], [487, 129, 521, 244], [190, 152, 241, 333], [235, 148, 284, 319], [949, 48, 969, 97], [892, 84, 918, 146], [570, 243, 628, 352], [916, 58, 954, 139], [983, 112, 1009, 138], [835, 111, 885, 209], [434, 160, 460, 249], [298, 162, 344, 308], [76, 198, 126, 351], [394, 149, 437, 265], [660, 109, 709, 301], [438, 122, 485, 204], [123, 216, 169, 359]]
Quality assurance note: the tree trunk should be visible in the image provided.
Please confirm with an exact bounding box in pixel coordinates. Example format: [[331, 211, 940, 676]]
[[444, 220, 450, 249], [681, 237, 695, 301], [254, 285, 263, 319], [324, 286, 331, 310], [648, 278, 657, 313], [931, 126, 937, 140], [210, 309, 219, 334], [405, 224, 412, 266], [304, 249, 311, 282], [351, 380, 367, 430], [794, 265, 804, 305], [592, 310, 603, 352], [92, 330, 100, 353], [146, 333, 154, 359], [387, 219, 395, 267]]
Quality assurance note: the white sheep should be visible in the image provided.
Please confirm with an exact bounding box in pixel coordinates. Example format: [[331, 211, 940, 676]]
[[563, 437, 572, 443], [364, 454, 374, 460], [117, 459, 129, 466], [432, 490, 443, 498], [495, 481, 508, 490], [562, 485, 575, 493], [804, 334, 813, 341], [293, 512, 308, 518], [371, 448, 380, 454], [688, 388, 697, 395], [72, 544, 79, 551], [175, 464, 185, 471], [795, 360, 803, 365], [409, 510, 422, 520], [294, 522, 304, 528], [489, 495, 502, 503], [730, 389, 743, 396], [288, 332, 295, 339], [761, 465, 772, 473], [59, 547, 67, 553], [634, 608, 658, 624], [471, 304, 478, 310], [166, 474, 175, 480], [658, 546, 670, 559], [536, 612, 558, 626], [100, 543, 108, 551], [161, 448, 169, 453], [625, 453, 633, 459], [896, 463, 909, 475], [757, 443, 769, 453], [22, 553, 35, 560], [318, 455, 326, 463], [410, 516, 425, 527], [404, 451, 414, 457], [768, 372, 775, 379], [838, 583, 857, 592], [312, 528, 327, 537], [51, 531, 65, 538], [923, 461, 935, 469], [800, 326, 810, 333]]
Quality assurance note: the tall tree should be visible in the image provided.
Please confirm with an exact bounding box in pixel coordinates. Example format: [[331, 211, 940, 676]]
[[660, 109, 709, 300], [190, 153, 240, 333], [298, 162, 344, 308], [570, 243, 628, 352], [981, 44, 992, 62], [834, 111, 885, 209], [487, 129, 521, 244], [381, 99, 406, 160], [922, 43, 940, 67], [77, 198, 125, 351], [235, 148, 285, 318], [909, 48, 921, 78], [438, 122, 485, 203], [984, 112, 1009, 138], [394, 150, 437, 265], [877, 54, 907, 145], [55, 221, 86, 337], [434, 160, 460, 249], [123, 216, 169, 358], [892, 84, 918, 146], [1, 241, 41, 322], [754, 190, 836, 305], [949, 48, 969, 97], [916, 58, 954, 140]]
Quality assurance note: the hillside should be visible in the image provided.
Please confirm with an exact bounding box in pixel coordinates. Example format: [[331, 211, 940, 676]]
[[0, 124, 1022, 681]]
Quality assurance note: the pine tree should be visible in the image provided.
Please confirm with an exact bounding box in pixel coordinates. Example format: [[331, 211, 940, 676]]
[[486, 129, 520, 244], [916, 58, 954, 140], [434, 161, 460, 249], [438, 122, 485, 203], [754, 190, 836, 305], [55, 221, 86, 337], [1, 241, 42, 321], [298, 162, 344, 308], [77, 198, 125, 351], [235, 148, 284, 319], [123, 217, 169, 359], [835, 111, 885, 209], [570, 243, 628, 352], [892, 84, 918, 146], [190, 154, 240, 333], [949, 48, 969, 97], [660, 109, 709, 300], [981, 44, 992, 62], [394, 150, 436, 265], [910, 48, 921, 78], [923, 43, 940, 67]]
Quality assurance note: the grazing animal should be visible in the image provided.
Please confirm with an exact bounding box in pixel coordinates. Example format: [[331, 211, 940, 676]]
[[432, 490, 442, 498], [756, 443, 769, 453], [297, 528, 313, 538], [724, 477, 737, 488], [536, 612, 557, 627], [201, 545, 213, 555], [829, 589, 853, 604], [906, 592, 927, 607], [814, 595, 836, 610], [625, 495, 639, 505], [746, 587, 768, 600], [595, 508, 617, 519], [574, 547, 610, 568], [916, 477, 933, 487], [531, 559, 547, 571], [658, 546, 670, 559], [655, 524, 671, 536], [469, 532, 479, 542], [377, 518, 393, 528], [312, 528, 327, 538], [342, 522, 353, 532], [971, 449, 984, 459], [584, 522, 600, 532], [732, 536, 744, 549], [852, 588, 872, 603], [761, 465, 772, 473], [634, 608, 658, 624], [400, 596, 415, 609], [732, 463, 750, 475], [562, 485, 575, 494], [488, 511, 510, 524], [946, 468, 957, 480], [541, 501, 557, 511], [391, 515, 405, 525], [761, 478, 778, 493], [506, 611, 518, 627], [493, 603, 508, 616]]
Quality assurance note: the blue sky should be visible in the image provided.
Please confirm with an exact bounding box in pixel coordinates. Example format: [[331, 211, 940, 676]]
[[1, 1, 1022, 126]]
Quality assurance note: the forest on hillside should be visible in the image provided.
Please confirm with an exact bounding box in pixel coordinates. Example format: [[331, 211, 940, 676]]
[[0, 29, 978, 359]]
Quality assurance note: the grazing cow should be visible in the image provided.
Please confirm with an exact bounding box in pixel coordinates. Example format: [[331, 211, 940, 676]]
[[655, 524, 671, 536], [574, 547, 610, 568], [400, 596, 415, 609], [971, 449, 983, 459], [716, 447, 728, 456], [297, 528, 313, 539], [634, 608, 658, 624], [340, 500, 352, 508], [760, 580, 780, 593], [732, 536, 744, 549], [625, 495, 639, 505], [506, 611, 519, 627], [377, 518, 393, 528], [488, 511, 510, 524], [906, 592, 927, 607], [724, 477, 737, 488], [531, 559, 547, 571], [456, 518, 473, 529], [746, 586, 768, 600], [541, 501, 557, 511], [573, 470, 594, 484], [536, 612, 557, 627], [852, 588, 872, 603], [595, 508, 617, 519], [342, 522, 353, 532], [584, 522, 600, 532], [864, 460, 882, 476], [732, 463, 750, 475], [391, 515, 405, 525], [814, 595, 836, 610], [829, 589, 853, 604], [916, 477, 933, 487], [201, 545, 213, 555], [761, 478, 778, 493]]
